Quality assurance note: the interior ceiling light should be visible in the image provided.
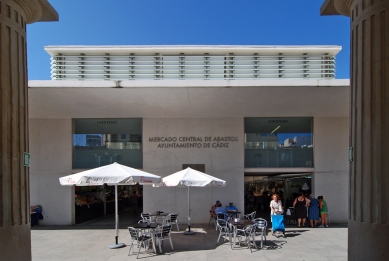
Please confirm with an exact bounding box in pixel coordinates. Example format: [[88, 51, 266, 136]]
[[271, 125, 281, 134]]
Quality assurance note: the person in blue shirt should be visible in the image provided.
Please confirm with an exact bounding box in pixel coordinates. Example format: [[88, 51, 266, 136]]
[[225, 202, 238, 211], [215, 202, 228, 220], [225, 202, 239, 220]]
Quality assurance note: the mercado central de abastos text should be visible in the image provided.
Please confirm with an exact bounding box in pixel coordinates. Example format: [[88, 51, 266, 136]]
[[149, 136, 238, 148]]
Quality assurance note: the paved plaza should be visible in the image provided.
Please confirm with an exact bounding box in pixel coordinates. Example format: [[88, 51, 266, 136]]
[[31, 211, 347, 261]]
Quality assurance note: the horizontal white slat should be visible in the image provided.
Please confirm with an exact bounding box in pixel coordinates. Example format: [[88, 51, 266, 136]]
[[51, 53, 336, 80]]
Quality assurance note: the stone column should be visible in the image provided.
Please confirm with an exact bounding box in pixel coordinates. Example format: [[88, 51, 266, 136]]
[[321, 0, 389, 260], [0, 1, 57, 260]]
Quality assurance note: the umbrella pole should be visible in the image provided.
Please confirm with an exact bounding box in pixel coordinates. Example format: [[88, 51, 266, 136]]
[[109, 184, 125, 248], [184, 186, 195, 235]]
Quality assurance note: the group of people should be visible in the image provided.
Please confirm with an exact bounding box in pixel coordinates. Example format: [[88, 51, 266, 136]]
[[292, 193, 329, 227], [270, 193, 329, 228], [210, 200, 239, 220], [210, 193, 329, 228]]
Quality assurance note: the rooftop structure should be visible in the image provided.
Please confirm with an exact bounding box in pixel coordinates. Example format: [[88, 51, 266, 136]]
[[46, 45, 340, 81]]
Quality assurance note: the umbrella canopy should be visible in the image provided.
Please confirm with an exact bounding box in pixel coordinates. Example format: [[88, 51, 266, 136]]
[[59, 162, 161, 248], [158, 167, 226, 235], [160, 167, 226, 187], [60, 162, 161, 186]]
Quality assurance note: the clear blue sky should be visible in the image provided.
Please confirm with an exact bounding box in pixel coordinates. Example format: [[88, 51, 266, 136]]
[[27, 0, 350, 80]]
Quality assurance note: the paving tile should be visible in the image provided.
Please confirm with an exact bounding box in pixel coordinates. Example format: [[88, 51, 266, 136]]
[[31, 211, 348, 261]]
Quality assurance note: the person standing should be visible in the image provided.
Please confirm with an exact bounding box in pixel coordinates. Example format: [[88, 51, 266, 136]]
[[318, 196, 329, 228], [308, 194, 319, 227], [270, 194, 283, 217], [270, 194, 285, 238], [293, 193, 309, 227]]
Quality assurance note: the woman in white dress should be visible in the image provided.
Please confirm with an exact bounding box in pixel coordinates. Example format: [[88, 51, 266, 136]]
[[270, 194, 283, 217]]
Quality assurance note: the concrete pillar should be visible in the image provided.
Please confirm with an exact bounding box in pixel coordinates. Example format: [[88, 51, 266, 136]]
[[321, 0, 389, 260], [0, 1, 57, 260]]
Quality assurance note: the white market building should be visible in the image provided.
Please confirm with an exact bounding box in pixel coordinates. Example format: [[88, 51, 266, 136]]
[[28, 45, 349, 225]]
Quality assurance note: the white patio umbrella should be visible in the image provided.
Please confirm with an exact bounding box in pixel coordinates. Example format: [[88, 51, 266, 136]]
[[158, 167, 226, 235], [59, 162, 161, 249]]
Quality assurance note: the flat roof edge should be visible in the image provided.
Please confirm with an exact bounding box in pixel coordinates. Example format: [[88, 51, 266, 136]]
[[44, 45, 343, 56], [28, 79, 350, 88]]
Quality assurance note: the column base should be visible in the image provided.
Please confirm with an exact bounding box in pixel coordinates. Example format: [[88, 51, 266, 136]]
[[348, 221, 389, 260], [0, 224, 32, 261]]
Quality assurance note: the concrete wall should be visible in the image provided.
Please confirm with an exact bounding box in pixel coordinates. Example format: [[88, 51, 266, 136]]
[[143, 118, 245, 224], [27, 116, 349, 225], [29, 118, 74, 225], [314, 117, 349, 222]]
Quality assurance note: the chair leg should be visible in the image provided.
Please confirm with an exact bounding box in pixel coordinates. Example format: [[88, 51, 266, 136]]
[[217, 231, 222, 243], [128, 241, 134, 256], [176, 221, 179, 231], [136, 243, 142, 259], [169, 237, 174, 250], [158, 238, 162, 253]]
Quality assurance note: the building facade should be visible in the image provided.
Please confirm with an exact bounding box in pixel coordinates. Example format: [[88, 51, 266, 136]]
[[28, 45, 350, 225]]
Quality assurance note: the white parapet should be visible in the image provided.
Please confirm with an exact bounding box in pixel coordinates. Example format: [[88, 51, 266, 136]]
[[45, 45, 341, 81]]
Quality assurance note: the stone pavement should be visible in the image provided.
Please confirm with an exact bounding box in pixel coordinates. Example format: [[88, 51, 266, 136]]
[[31, 211, 347, 261]]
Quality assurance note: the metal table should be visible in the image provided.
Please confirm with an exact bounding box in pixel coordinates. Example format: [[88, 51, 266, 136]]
[[229, 219, 255, 249], [130, 222, 159, 254]]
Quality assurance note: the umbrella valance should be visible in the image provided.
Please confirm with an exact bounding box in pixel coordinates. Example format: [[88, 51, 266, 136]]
[[160, 168, 226, 187]]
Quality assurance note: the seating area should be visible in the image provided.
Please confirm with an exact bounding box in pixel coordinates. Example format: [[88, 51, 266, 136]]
[[32, 208, 349, 261], [128, 211, 179, 258], [128, 209, 270, 258]]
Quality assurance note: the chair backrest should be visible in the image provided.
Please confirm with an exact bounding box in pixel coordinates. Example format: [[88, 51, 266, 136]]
[[253, 218, 267, 228], [157, 225, 172, 237], [250, 211, 256, 220], [170, 213, 178, 222], [245, 224, 256, 237], [216, 219, 228, 229], [154, 216, 165, 226], [128, 227, 140, 240], [138, 219, 147, 224], [216, 212, 227, 220], [141, 212, 150, 221]]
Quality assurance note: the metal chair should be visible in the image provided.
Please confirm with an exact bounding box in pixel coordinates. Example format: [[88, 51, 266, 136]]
[[128, 227, 153, 259], [243, 211, 256, 221], [141, 212, 151, 222], [137, 220, 152, 236], [166, 213, 179, 231], [215, 212, 228, 231], [253, 218, 267, 248], [235, 224, 256, 252], [154, 224, 174, 253], [216, 219, 233, 247], [154, 216, 166, 227]]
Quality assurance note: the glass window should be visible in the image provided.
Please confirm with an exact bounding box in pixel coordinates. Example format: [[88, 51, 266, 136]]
[[73, 119, 142, 169], [244, 117, 313, 168]]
